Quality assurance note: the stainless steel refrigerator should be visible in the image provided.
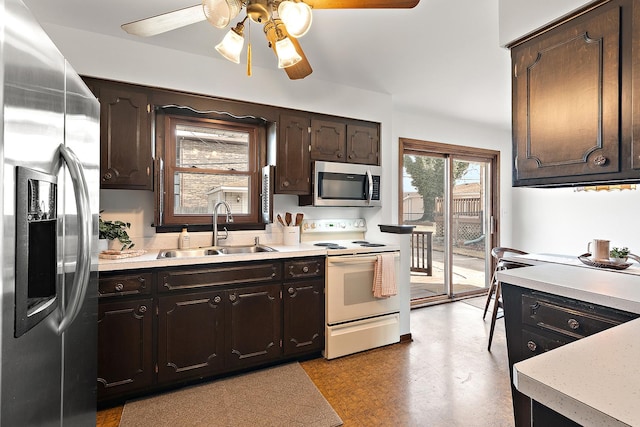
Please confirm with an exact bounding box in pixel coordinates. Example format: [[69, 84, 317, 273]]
[[1, 0, 99, 425]]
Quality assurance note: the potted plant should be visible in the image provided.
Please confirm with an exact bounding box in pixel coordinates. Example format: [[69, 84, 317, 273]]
[[609, 246, 630, 264], [99, 215, 134, 251]]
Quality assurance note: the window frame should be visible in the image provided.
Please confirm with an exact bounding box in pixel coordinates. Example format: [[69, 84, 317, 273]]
[[160, 114, 262, 227]]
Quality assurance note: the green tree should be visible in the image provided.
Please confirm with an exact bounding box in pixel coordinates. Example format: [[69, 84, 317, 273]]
[[404, 155, 469, 222]]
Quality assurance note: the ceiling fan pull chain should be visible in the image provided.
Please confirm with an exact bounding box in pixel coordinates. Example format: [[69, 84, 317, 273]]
[[247, 20, 252, 76]]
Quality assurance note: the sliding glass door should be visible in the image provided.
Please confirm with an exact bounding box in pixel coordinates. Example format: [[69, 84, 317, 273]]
[[400, 139, 499, 305]]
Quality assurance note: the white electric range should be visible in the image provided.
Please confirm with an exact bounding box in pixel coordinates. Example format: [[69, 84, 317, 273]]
[[301, 219, 401, 359]]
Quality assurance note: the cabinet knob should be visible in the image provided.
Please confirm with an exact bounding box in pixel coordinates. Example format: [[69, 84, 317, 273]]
[[527, 340, 537, 352], [213, 296, 221, 304], [337, 153, 343, 158], [138, 276, 146, 283], [288, 287, 295, 295], [272, 272, 276, 278], [229, 294, 237, 302], [567, 318, 580, 330], [302, 266, 309, 273], [593, 155, 607, 167], [114, 283, 124, 292], [282, 180, 290, 188], [102, 172, 113, 181], [139, 305, 147, 313]]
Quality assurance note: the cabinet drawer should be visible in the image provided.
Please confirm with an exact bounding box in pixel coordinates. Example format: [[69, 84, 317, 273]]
[[521, 294, 631, 339], [284, 258, 324, 280], [99, 272, 151, 297], [158, 262, 282, 292], [521, 328, 573, 358]]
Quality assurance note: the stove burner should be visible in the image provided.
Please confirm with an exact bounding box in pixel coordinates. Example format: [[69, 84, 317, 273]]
[[314, 242, 347, 250], [351, 240, 386, 248]]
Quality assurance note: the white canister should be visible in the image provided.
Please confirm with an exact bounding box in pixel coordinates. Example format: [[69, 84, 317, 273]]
[[283, 226, 300, 246]]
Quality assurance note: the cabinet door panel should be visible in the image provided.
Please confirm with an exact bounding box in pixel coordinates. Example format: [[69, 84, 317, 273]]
[[283, 280, 324, 356], [97, 298, 153, 400], [512, 5, 621, 183], [226, 284, 282, 369], [310, 119, 346, 161], [277, 114, 310, 194], [99, 86, 152, 190], [157, 292, 225, 383], [346, 124, 380, 165]]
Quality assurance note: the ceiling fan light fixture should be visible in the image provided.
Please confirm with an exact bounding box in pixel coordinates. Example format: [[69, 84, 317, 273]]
[[278, 1, 313, 38], [202, 0, 242, 29], [275, 36, 302, 68], [215, 25, 245, 64]]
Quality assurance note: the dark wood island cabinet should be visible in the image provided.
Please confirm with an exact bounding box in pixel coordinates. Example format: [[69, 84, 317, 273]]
[[501, 283, 638, 426]]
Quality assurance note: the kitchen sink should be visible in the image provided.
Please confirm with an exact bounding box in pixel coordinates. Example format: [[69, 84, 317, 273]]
[[157, 245, 276, 259], [217, 244, 277, 254]]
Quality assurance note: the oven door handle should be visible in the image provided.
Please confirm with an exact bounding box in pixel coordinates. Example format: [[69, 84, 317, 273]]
[[328, 253, 399, 265]]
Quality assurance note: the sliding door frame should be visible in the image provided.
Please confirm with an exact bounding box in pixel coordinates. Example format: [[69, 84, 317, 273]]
[[399, 138, 501, 301]]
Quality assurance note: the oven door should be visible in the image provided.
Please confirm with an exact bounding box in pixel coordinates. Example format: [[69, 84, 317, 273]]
[[326, 252, 400, 325]]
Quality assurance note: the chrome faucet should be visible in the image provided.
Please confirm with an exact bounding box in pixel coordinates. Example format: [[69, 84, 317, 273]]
[[213, 201, 233, 246]]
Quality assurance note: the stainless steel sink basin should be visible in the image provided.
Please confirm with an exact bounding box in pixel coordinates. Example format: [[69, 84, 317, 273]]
[[157, 245, 276, 259], [157, 247, 222, 258], [217, 245, 277, 254]]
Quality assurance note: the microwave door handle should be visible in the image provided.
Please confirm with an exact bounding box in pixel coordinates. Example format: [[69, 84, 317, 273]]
[[57, 145, 91, 335], [366, 169, 373, 205]]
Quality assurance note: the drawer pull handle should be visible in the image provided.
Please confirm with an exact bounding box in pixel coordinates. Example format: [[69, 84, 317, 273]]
[[302, 266, 309, 273], [114, 283, 124, 292], [138, 276, 146, 283], [229, 294, 237, 302], [213, 296, 221, 304], [272, 272, 277, 278], [527, 341, 537, 352], [568, 319, 580, 330], [139, 305, 147, 313], [288, 287, 295, 295]]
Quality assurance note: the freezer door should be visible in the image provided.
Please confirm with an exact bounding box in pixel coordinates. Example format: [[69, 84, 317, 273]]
[[2, 0, 66, 425], [1, 1, 99, 426]]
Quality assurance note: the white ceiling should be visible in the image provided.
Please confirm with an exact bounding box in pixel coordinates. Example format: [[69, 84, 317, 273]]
[[23, 0, 512, 129]]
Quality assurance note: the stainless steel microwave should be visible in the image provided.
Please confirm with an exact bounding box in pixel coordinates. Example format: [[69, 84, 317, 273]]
[[307, 161, 382, 207]]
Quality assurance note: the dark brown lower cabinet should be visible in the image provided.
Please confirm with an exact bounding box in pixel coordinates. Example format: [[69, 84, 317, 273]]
[[502, 283, 638, 427], [97, 257, 325, 405], [97, 298, 153, 401], [157, 291, 225, 384], [226, 284, 282, 369], [283, 280, 324, 356]]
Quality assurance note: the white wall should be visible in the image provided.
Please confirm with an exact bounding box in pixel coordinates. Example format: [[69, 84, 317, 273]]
[[511, 187, 640, 255], [498, 0, 592, 46]]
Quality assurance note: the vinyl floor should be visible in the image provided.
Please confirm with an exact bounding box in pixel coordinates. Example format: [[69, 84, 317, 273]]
[[96, 298, 514, 427]]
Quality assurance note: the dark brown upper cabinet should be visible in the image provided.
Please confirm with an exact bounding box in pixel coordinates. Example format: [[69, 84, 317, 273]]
[[511, 1, 624, 187], [310, 119, 347, 161], [346, 123, 380, 165], [310, 119, 380, 166], [83, 77, 153, 190], [277, 114, 312, 195]]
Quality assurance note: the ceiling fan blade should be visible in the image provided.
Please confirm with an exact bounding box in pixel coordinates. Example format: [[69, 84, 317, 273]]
[[121, 4, 205, 37], [284, 37, 313, 80], [264, 21, 313, 80], [305, 0, 419, 8]]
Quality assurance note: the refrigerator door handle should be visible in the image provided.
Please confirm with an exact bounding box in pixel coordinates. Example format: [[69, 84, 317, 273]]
[[57, 145, 91, 335]]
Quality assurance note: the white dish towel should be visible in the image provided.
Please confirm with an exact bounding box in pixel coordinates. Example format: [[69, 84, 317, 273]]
[[373, 253, 397, 298]]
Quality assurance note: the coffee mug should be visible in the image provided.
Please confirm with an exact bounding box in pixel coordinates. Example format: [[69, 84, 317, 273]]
[[588, 239, 610, 261]]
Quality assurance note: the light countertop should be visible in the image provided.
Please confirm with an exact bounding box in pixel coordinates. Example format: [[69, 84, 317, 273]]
[[498, 263, 640, 426], [98, 243, 327, 272]]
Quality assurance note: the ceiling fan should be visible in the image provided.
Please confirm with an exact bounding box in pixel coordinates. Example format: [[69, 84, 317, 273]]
[[122, 0, 420, 80]]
